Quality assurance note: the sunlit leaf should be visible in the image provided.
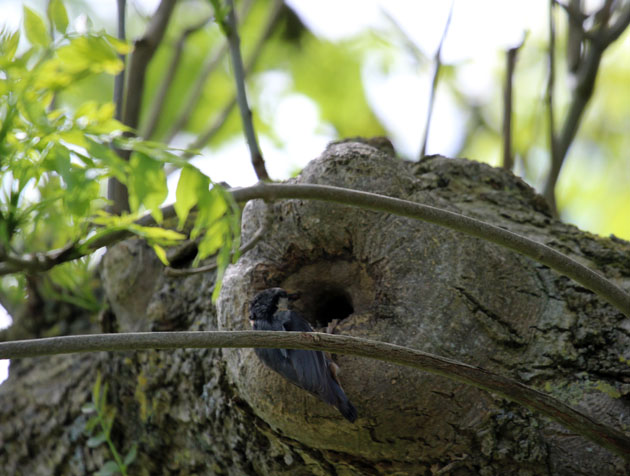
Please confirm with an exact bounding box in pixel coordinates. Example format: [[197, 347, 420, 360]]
[[152, 243, 169, 265], [23, 6, 50, 47], [47, 0, 69, 34], [128, 152, 167, 221], [87, 432, 107, 448], [0, 30, 20, 62], [96, 461, 121, 476], [175, 166, 210, 229], [191, 186, 228, 239], [197, 218, 229, 260]]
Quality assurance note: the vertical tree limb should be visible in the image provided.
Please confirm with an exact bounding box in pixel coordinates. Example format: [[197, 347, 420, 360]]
[[141, 15, 213, 139], [502, 36, 525, 171], [163, 0, 254, 144], [123, 0, 177, 131], [419, 2, 453, 160], [108, 0, 129, 215], [543, 0, 630, 214], [222, 0, 270, 181]]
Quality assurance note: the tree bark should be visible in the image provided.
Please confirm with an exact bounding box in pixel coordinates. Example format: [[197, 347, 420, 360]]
[[1, 140, 629, 475]]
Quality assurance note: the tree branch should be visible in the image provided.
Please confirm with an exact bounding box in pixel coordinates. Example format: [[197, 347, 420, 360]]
[[420, 1, 453, 159], [0, 330, 628, 459], [546, 0, 559, 214], [163, 0, 255, 144], [2, 182, 629, 316], [123, 0, 177, 131], [180, 0, 283, 160], [141, 15, 213, 139], [163, 202, 270, 277], [223, 0, 269, 181], [543, 0, 630, 212], [502, 36, 525, 171], [108, 0, 129, 215]]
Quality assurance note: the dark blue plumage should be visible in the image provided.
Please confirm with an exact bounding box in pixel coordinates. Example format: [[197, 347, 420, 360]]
[[250, 288, 357, 422]]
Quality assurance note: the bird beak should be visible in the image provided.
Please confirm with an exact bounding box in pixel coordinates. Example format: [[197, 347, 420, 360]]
[[287, 291, 301, 301]]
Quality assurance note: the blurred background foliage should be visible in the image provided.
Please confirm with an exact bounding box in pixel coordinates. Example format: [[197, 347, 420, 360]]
[[0, 0, 629, 325]]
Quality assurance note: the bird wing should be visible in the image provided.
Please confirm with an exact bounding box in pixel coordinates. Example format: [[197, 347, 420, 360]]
[[275, 311, 332, 398]]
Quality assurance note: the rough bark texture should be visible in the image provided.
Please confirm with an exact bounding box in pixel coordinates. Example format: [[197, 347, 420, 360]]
[[1, 140, 629, 475]]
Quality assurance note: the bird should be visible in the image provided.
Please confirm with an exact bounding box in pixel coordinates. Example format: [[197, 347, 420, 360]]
[[249, 287, 358, 422]]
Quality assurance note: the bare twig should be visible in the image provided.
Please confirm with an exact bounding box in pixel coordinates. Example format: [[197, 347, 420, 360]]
[[1, 330, 629, 459], [420, 2, 454, 159], [543, 0, 630, 213], [502, 35, 526, 171], [382, 9, 428, 65], [107, 0, 129, 215], [546, 0, 559, 215], [108, 0, 176, 215], [123, 0, 176, 131], [175, 0, 283, 166], [222, 0, 269, 180], [163, 0, 254, 144], [163, 202, 271, 277], [141, 15, 213, 139], [114, 0, 127, 121], [3, 182, 629, 316]]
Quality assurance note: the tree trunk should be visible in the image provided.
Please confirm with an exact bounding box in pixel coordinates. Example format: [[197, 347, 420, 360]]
[[1, 140, 629, 475]]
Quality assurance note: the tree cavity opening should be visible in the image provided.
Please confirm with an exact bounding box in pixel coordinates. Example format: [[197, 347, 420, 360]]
[[310, 284, 354, 328]]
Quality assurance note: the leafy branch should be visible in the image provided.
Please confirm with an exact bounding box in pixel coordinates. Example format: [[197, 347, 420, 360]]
[[82, 372, 137, 476], [2, 182, 628, 316], [2, 330, 629, 460]]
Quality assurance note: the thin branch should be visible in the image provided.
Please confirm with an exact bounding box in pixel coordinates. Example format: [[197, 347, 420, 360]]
[[163, 202, 271, 277], [382, 9, 428, 65], [177, 0, 283, 163], [141, 15, 213, 139], [223, 0, 269, 181], [1, 330, 629, 459], [546, 0, 559, 214], [502, 35, 526, 171], [543, 0, 630, 212], [420, 1, 453, 159], [114, 0, 127, 121], [163, 0, 254, 144], [123, 0, 177, 131], [3, 182, 629, 316], [108, 0, 129, 215]]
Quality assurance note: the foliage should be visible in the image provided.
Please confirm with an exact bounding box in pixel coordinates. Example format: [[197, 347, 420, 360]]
[[0, 3, 240, 310], [82, 372, 137, 476]]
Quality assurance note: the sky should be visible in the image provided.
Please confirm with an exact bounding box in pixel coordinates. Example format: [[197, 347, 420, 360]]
[[0, 0, 610, 383]]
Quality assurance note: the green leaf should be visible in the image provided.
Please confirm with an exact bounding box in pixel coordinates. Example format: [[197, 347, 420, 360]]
[[124, 445, 138, 466], [47, 0, 69, 34], [87, 432, 107, 448], [152, 244, 169, 265], [0, 30, 20, 62], [127, 224, 186, 243], [197, 218, 229, 261], [23, 6, 50, 47], [128, 152, 167, 221], [174, 166, 210, 229], [191, 186, 228, 239], [84, 415, 100, 434], [81, 403, 96, 414], [92, 372, 102, 406], [95, 460, 121, 476]]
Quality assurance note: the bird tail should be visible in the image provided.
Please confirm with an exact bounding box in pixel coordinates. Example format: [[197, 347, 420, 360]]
[[337, 397, 358, 423]]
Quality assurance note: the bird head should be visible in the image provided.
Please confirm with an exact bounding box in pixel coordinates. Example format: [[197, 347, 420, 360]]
[[250, 288, 299, 322]]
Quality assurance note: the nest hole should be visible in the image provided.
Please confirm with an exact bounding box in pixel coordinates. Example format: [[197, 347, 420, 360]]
[[309, 285, 354, 328]]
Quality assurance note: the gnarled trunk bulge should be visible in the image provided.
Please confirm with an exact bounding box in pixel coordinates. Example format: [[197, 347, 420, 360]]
[[2, 141, 629, 475]]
